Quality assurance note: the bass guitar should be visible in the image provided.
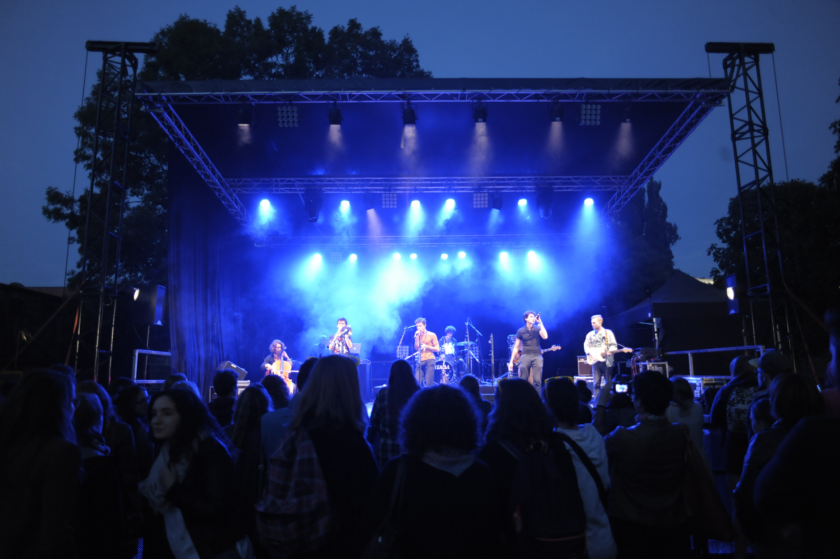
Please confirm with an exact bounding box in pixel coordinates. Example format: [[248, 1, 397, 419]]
[[509, 345, 562, 371]]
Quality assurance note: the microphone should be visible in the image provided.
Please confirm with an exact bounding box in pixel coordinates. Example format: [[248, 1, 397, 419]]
[[406, 325, 417, 329]]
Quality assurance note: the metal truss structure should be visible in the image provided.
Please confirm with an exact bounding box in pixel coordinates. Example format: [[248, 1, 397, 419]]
[[137, 78, 728, 231], [75, 41, 157, 382], [706, 42, 790, 355], [255, 233, 586, 249], [144, 102, 250, 225], [228, 176, 627, 194]]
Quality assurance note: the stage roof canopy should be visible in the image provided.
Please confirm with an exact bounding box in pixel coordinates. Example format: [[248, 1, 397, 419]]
[[137, 77, 729, 242]]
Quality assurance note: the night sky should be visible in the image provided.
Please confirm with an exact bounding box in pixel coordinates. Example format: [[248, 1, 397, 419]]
[[2, 0, 838, 287]]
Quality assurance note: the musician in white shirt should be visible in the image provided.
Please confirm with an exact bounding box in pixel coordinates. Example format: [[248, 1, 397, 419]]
[[584, 315, 618, 399]]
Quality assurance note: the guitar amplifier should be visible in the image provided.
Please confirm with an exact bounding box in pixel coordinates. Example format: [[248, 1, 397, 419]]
[[577, 356, 592, 378]]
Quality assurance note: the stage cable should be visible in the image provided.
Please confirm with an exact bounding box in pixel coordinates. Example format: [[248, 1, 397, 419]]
[[63, 49, 90, 297], [771, 53, 790, 182]]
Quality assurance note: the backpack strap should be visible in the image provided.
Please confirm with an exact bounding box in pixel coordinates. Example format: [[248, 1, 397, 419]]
[[554, 431, 608, 509]]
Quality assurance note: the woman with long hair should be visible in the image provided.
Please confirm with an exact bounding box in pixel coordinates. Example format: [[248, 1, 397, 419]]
[[259, 355, 378, 559], [74, 392, 124, 559], [361, 384, 502, 558], [367, 359, 419, 466], [0, 370, 81, 558], [458, 374, 493, 434], [228, 385, 272, 559], [78, 380, 141, 557], [140, 388, 246, 559]]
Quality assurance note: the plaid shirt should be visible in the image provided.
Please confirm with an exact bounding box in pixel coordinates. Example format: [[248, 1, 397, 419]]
[[368, 387, 402, 467]]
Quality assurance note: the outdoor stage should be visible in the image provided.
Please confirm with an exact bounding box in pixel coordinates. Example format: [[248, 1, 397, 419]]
[[137, 77, 739, 394]]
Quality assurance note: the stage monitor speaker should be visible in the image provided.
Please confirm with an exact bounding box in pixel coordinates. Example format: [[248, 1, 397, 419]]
[[132, 285, 166, 326]]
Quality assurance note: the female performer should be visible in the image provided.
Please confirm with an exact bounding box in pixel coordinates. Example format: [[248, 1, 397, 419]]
[[263, 340, 295, 394]]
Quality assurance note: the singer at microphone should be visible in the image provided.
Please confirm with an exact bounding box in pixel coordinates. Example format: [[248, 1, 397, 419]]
[[413, 317, 440, 388], [508, 310, 549, 390]]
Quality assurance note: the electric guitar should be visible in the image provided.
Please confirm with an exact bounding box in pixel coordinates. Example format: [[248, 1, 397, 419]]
[[585, 346, 633, 365], [509, 345, 561, 371]]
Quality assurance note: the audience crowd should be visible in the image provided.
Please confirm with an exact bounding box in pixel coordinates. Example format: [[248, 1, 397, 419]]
[[0, 309, 838, 559]]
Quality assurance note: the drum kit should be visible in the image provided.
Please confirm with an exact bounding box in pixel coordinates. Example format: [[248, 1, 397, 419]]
[[434, 341, 479, 383]]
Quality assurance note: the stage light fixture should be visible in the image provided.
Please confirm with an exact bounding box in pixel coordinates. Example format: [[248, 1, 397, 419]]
[[445, 199, 455, 211], [313, 254, 322, 262], [536, 187, 554, 219], [584, 198, 594, 206], [473, 102, 488, 123], [402, 104, 417, 126], [473, 192, 488, 208], [382, 192, 398, 209], [512, 248, 525, 257], [393, 253, 401, 260], [410, 253, 417, 260], [499, 252, 509, 261], [327, 102, 343, 125], [304, 187, 323, 222], [518, 198, 527, 207], [527, 250, 536, 258], [492, 193, 503, 210], [340, 200, 350, 212], [458, 251, 466, 259], [623, 103, 632, 123], [725, 274, 742, 314], [578, 103, 601, 126], [349, 254, 358, 262], [364, 193, 376, 211], [259, 199, 271, 213], [330, 252, 343, 263], [237, 103, 253, 126], [277, 104, 299, 128], [550, 103, 564, 122], [411, 200, 421, 210], [441, 253, 449, 260]]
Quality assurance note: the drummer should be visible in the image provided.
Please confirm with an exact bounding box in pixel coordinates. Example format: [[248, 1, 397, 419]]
[[440, 326, 458, 362]]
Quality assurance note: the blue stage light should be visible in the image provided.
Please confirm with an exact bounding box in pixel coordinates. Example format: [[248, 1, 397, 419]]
[[518, 199, 527, 207], [340, 200, 350, 211], [527, 250, 536, 258], [260, 199, 271, 213], [458, 251, 466, 259], [584, 198, 594, 206], [393, 253, 401, 260], [445, 199, 455, 211], [410, 253, 417, 260], [411, 200, 421, 210], [313, 253, 322, 262], [500, 252, 509, 261], [349, 254, 357, 262], [441, 253, 449, 260]]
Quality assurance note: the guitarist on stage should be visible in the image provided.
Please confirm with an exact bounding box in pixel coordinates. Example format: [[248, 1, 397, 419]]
[[328, 317, 353, 355], [508, 310, 549, 390], [584, 315, 624, 399]]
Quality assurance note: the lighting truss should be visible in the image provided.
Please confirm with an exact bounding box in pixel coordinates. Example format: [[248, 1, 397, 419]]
[[602, 98, 721, 217], [144, 101, 250, 225], [228, 176, 627, 193], [254, 233, 590, 248]]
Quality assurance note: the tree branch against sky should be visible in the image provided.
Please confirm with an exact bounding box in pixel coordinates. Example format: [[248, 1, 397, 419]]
[[42, 6, 431, 288]]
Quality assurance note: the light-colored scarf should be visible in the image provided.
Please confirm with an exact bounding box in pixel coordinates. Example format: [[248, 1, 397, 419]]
[[139, 441, 200, 559]]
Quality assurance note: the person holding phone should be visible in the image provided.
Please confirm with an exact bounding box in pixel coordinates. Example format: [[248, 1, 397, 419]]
[[593, 376, 637, 436]]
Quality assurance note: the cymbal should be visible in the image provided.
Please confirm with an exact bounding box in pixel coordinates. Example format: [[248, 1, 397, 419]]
[[455, 341, 476, 347]]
